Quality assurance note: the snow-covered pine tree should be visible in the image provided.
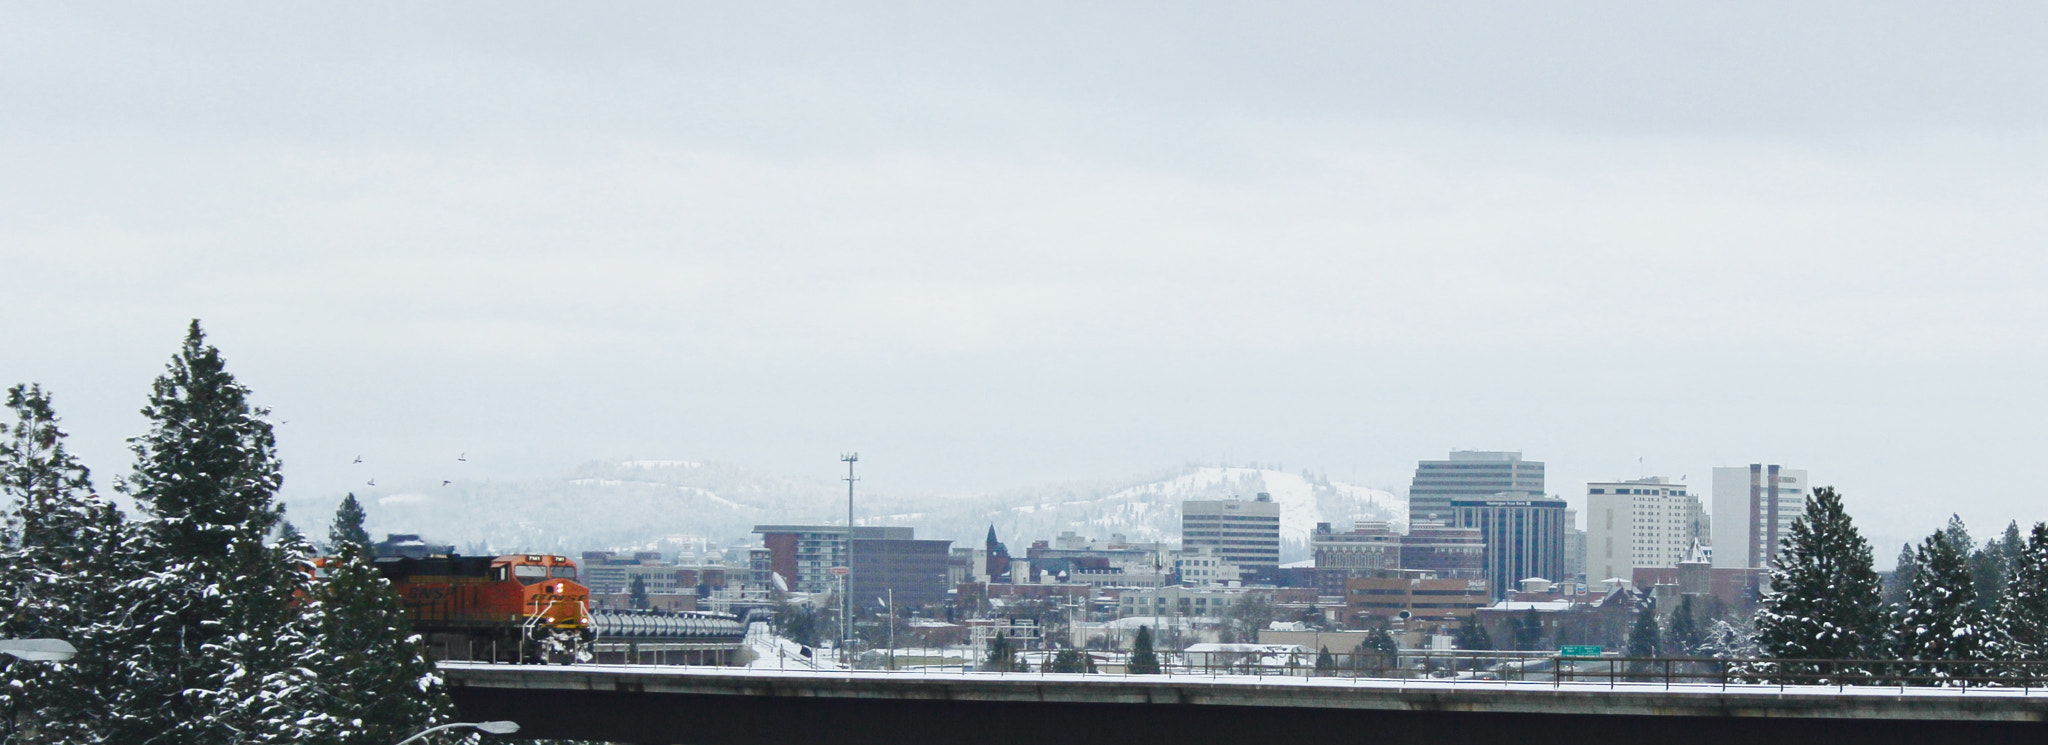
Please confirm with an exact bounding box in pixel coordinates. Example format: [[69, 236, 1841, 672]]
[[1989, 523, 2048, 676], [1895, 518, 1990, 684], [1754, 487, 1889, 682], [0, 384, 150, 743], [305, 496, 451, 745], [116, 321, 337, 744]]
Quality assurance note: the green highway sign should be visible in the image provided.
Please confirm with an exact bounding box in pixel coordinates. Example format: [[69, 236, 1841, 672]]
[[1559, 645, 1602, 657]]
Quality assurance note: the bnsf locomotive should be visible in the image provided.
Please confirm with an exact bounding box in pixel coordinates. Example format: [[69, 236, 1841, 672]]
[[369, 553, 594, 663]]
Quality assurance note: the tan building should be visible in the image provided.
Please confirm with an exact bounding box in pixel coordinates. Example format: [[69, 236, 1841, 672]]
[[1344, 573, 1490, 631]]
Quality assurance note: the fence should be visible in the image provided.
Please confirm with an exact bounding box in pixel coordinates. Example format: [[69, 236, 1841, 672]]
[[802, 649, 2048, 691]]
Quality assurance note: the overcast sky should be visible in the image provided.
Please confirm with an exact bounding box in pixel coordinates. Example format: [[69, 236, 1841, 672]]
[[7, 2, 2048, 553]]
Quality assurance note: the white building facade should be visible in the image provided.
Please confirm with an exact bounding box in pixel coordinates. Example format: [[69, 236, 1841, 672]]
[[1181, 494, 1281, 574], [1585, 477, 1706, 582], [1711, 465, 1809, 570]]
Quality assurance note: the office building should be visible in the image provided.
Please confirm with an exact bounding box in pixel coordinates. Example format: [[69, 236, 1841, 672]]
[[1711, 465, 1809, 570], [1585, 477, 1707, 582], [1181, 494, 1282, 574], [754, 525, 949, 607], [1452, 493, 1569, 600], [1398, 521, 1486, 577], [850, 533, 954, 610], [1407, 451, 1545, 525], [1311, 522, 1401, 571]]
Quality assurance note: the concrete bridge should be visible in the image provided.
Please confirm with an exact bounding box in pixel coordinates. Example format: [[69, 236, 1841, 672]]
[[443, 663, 2048, 745]]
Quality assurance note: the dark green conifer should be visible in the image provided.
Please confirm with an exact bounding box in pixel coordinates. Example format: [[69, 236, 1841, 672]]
[[118, 321, 336, 743], [1990, 523, 2048, 667], [0, 384, 146, 743], [1896, 518, 1989, 678], [305, 494, 451, 745], [1128, 626, 1162, 674], [1754, 487, 1889, 674], [330, 492, 372, 551], [1627, 604, 1663, 658]]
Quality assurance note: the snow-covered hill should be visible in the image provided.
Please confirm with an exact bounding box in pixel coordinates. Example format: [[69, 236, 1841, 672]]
[[291, 461, 1403, 563]]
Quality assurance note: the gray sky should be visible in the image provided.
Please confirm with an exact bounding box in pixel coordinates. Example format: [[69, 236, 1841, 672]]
[[6, 2, 2048, 553]]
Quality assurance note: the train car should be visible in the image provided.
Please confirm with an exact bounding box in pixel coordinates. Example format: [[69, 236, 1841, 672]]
[[371, 553, 594, 663]]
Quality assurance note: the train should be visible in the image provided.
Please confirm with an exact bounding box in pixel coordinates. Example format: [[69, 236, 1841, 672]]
[[369, 553, 595, 663]]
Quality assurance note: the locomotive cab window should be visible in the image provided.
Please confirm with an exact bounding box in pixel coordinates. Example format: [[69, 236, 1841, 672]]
[[513, 565, 548, 584], [550, 566, 577, 579], [491, 566, 509, 582]]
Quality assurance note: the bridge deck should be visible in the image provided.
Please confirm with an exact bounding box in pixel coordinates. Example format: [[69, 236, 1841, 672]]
[[444, 663, 2048, 745]]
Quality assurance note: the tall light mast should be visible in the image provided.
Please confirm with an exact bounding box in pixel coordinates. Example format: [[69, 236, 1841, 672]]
[[841, 452, 859, 659]]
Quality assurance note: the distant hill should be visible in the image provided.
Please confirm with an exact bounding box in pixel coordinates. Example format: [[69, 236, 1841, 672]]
[[297, 460, 1404, 563]]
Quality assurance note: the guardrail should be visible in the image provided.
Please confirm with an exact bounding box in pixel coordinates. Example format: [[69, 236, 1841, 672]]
[[744, 649, 2048, 691]]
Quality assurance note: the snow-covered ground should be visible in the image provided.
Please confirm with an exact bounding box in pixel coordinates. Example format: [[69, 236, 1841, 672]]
[[743, 621, 842, 670]]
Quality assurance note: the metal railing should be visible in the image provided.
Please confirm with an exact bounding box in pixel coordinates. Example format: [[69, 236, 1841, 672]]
[[725, 648, 2048, 692]]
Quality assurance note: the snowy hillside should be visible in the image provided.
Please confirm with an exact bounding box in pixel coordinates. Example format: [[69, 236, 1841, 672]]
[[291, 461, 1403, 563]]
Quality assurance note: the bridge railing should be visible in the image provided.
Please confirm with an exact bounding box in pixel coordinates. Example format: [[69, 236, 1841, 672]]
[[772, 649, 2048, 691]]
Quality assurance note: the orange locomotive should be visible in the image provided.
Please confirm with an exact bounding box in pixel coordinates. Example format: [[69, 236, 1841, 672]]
[[370, 552, 594, 663]]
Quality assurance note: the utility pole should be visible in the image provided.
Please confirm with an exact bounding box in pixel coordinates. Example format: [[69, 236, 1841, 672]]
[[841, 452, 859, 663]]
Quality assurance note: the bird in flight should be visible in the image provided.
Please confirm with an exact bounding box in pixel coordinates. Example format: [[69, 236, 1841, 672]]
[[353, 456, 363, 464], [457, 453, 468, 462], [442, 480, 452, 486], [367, 478, 376, 487]]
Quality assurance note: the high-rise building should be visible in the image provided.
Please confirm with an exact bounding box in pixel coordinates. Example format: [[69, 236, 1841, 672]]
[[1452, 493, 1568, 600], [1407, 451, 1545, 525], [1585, 477, 1707, 582], [1711, 465, 1809, 570], [1181, 494, 1282, 574]]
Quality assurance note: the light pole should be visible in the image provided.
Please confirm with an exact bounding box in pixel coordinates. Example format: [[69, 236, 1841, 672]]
[[0, 639, 76, 662], [393, 721, 519, 745], [841, 452, 858, 663]]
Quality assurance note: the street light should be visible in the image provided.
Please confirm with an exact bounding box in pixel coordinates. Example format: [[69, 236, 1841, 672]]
[[0, 639, 76, 662], [393, 721, 520, 745]]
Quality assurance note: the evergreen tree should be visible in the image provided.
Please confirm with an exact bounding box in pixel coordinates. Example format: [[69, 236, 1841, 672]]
[[1627, 604, 1663, 658], [116, 321, 337, 743], [1128, 626, 1162, 674], [1360, 627, 1399, 674], [1896, 520, 1989, 680], [629, 575, 650, 610], [1513, 608, 1544, 651], [0, 384, 149, 743], [1454, 620, 1494, 651], [1669, 595, 1705, 655], [1968, 525, 2010, 617], [983, 632, 1016, 672], [304, 495, 452, 745], [1754, 487, 1890, 676], [1884, 542, 1919, 608], [330, 492, 371, 552], [1313, 646, 1336, 674], [1989, 523, 2048, 669], [1047, 649, 1094, 674]]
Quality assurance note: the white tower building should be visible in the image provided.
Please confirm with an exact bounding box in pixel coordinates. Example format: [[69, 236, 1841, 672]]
[[1711, 465, 1809, 570]]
